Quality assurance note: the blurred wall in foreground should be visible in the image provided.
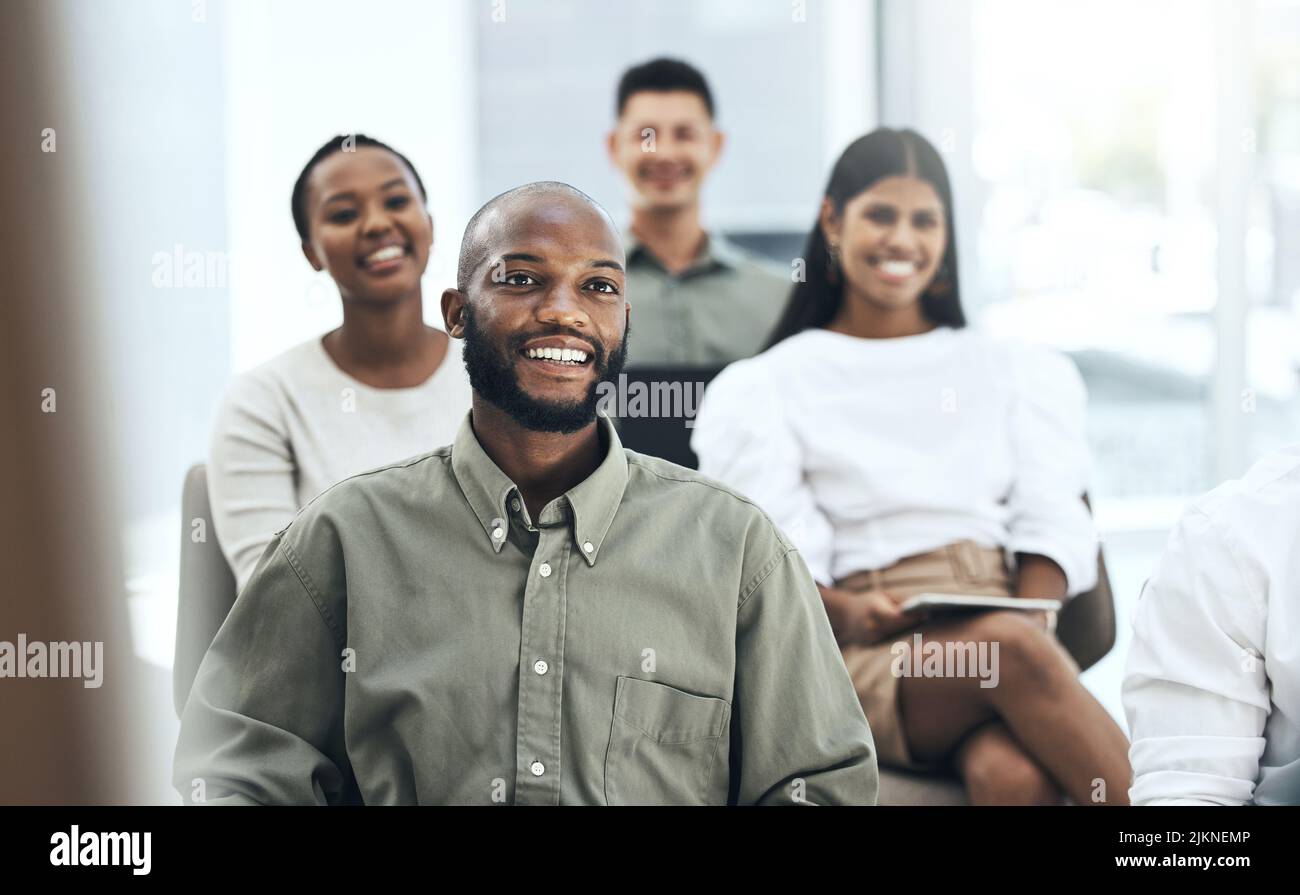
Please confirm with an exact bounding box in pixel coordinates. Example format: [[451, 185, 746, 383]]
[[0, 0, 146, 804]]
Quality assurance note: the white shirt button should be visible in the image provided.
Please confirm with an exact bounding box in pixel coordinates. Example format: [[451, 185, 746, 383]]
[[583, 541, 594, 554], [491, 527, 504, 540], [539, 562, 552, 578], [534, 659, 549, 675], [530, 761, 545, 777]]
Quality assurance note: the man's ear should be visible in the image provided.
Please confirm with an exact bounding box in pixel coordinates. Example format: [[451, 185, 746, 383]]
[[711, 129, 726, 161], [441, 288, 467, 338], [696, 129, 725, 178], [302, 240, 323, 272], [605, 130, 618, 165]]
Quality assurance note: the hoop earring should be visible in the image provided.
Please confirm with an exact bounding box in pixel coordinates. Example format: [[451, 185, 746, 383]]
[[928, 261, 952, 297], [826, 242, 841, 284]]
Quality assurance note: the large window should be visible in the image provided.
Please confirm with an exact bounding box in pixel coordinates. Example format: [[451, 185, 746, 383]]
[[971, 0, 1221, 505], [889, 0, 1300, 505], [1246, 0, 1300, 463]]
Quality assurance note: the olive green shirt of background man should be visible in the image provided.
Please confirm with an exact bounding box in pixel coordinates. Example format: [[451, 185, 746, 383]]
[[622, 230, 790, 367], [174, 412, 879, 806]]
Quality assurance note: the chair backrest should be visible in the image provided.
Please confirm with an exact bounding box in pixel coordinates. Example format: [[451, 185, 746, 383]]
[[174, 463, 237, 717], [1055, 495, 1116, 672], [613, 365, 725, 469]]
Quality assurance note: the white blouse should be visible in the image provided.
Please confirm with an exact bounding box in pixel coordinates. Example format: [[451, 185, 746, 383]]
[[1124, 444, 1300, 805], [207, 334, 472, 590], [690, 326, 1098, 594]]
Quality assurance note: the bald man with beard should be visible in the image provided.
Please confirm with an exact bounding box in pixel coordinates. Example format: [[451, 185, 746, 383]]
[[174, 182, 877, 806]]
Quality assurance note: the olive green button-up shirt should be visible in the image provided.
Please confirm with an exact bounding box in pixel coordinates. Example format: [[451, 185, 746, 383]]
[[624, 231, 790, 368], [174, 412, 877, 805]]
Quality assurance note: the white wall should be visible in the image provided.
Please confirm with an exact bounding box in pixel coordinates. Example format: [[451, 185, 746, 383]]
[[59, 0, 231, 525], [222, 0, 479, 373]]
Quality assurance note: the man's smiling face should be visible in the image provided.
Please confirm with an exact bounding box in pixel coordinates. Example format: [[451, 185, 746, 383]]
[[608, 91, 722, 213], [446, 188, 630, 433]]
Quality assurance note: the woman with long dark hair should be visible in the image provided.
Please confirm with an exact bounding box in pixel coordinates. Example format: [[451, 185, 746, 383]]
[[692, 128, 1131, 804], [207, 134, 471, 590]]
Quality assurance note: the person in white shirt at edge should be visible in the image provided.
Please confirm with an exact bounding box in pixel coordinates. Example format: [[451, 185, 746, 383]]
[[1124, 446, 1300, 805], [208, 134, 472, 590], [691, 128, 1132, 805]]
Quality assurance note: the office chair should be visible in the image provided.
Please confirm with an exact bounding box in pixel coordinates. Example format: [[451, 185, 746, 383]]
[[875, 496, 1117, 805], [614, 365, 725, 469], [173, 463, 237, 718]]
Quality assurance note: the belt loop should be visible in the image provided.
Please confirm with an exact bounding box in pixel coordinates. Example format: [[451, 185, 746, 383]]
[[957, 541, 980, 585], [966, 541, 987, 580], [945, 543, 965, 586]]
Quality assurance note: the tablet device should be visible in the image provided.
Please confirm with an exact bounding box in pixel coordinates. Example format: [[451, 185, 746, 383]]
[[897, 593, 1063, 614]]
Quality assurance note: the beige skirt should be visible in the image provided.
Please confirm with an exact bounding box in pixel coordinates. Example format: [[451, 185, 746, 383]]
[[837, 540, 1015, 771]]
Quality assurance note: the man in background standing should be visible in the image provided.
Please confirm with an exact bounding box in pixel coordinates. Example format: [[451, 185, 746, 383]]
[[607, 57, 788, 368]]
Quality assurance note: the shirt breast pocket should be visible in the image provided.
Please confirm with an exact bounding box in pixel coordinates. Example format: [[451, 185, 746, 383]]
[[603, 675, 731, 806]]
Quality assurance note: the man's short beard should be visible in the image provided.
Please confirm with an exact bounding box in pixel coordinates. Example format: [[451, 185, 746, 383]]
[[461, 303, 628, 434]]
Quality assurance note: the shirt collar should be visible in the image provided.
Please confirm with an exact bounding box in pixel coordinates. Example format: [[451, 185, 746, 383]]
[[623, 228, 741, 275], [450, 410, 629, 566]]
